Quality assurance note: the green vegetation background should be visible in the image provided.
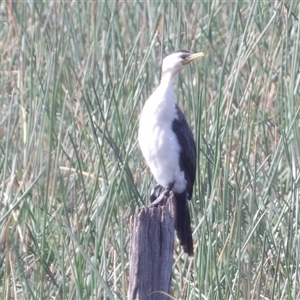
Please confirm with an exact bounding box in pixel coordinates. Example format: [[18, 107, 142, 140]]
[[0, 1, 299, 299]]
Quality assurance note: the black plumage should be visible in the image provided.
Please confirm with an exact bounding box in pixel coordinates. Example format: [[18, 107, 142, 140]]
[[171, 104, 196, 256]]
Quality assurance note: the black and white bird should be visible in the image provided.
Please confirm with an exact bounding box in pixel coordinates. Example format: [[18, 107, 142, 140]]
[[138, 50, 204, 256]]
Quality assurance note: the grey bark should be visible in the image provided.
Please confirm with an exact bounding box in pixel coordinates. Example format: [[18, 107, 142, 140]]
[[128, 204, 174, 300]]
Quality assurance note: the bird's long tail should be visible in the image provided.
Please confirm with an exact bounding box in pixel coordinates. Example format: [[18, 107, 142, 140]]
[[173, 192, 193, 256]]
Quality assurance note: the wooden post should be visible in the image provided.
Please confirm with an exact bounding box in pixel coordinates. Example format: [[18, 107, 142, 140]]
[[128, 203, 174, 300]]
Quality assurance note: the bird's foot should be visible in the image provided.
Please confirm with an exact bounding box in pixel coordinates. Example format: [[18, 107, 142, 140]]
[[149, 189, 169, 206], [150, 184, 165, 203], [149, 182, 174, 207]]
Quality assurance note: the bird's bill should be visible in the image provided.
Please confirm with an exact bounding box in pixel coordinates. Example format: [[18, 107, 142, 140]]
[[182, 52, 205, 65]]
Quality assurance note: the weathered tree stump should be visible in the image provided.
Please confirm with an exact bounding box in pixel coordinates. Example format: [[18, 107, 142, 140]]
[[128, 204, 174, 300]]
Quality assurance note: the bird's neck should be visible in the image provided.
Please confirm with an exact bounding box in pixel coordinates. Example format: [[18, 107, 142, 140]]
[[157, 75, 176, 106], [160, 72, 176, 86], [159, 73, 176, 98], [145, 73, 176, 121]]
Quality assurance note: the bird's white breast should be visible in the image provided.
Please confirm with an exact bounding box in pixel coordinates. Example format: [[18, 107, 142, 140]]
[[138, 84, 187, 193]]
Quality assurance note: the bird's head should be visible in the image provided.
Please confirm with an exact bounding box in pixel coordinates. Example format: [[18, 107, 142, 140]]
[[161, 50, 204, 80]]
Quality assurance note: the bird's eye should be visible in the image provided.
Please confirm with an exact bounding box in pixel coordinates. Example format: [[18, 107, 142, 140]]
[[176, 50, 192, 60], [180, 53, 192, 60]]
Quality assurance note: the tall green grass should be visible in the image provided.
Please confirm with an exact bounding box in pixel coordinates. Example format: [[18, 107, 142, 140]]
[[0, 1, 299, 299]]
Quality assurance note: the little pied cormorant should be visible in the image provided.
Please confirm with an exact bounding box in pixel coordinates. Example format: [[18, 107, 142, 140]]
[[138, 50, 204, 256]]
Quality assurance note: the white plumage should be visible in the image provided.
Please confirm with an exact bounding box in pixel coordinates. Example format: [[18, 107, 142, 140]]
[[138, 74, 186, 193]]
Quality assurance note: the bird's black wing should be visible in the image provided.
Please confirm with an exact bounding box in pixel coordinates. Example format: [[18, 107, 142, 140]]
[[172, 104, 196, 200]]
